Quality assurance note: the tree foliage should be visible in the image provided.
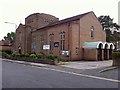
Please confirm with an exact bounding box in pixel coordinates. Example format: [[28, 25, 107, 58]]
[[4, 32, 15, 46], [98, 15, 113, 30], [98, 15, 120, 43]]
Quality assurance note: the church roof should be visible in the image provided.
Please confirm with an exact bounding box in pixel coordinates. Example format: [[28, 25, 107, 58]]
[[37, 11, 94, 30]]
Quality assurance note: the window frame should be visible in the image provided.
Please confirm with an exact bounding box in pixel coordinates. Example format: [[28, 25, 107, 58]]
[[90, 26, 95, 38]]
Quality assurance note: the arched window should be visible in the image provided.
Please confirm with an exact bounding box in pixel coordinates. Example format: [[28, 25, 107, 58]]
[[49, 33, 54, 51], [90, 26, 94, 38], [40, 35, 44, 50], [60, 31, 65, 50]]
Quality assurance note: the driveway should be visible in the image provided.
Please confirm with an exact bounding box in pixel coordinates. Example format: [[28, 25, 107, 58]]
[[61, 60, 113, 69]]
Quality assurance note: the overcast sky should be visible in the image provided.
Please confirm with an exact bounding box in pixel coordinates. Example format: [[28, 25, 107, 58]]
[[0, 0, 119, 40]]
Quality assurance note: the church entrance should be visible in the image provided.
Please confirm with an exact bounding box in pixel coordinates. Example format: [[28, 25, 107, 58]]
[[109, 44, 113, 59], [104, 44, 108, 60], [18, 46, 21, 54], [98, 43, 103, 61]]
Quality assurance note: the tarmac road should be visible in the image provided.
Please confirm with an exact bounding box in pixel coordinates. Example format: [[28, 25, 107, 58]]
[[2, 59, 119, 88]]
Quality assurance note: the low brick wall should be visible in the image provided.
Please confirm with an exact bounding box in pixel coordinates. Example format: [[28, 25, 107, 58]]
[[6, 57, 58, 65], [0, 46, 14, 51]]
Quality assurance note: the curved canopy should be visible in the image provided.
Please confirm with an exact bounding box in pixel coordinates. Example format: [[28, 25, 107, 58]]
[[83, 41, 115, 49], [108, 43, 115, 49]]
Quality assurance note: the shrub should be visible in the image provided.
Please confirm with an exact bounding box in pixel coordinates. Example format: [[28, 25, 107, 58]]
[[47, 55, 58, 60], [2, 50, 13, 55], [30, 54, 37, 59], [36, 54, 44, 59], [2, 52, 10, 58], [20, 54, 26, 57], [112, 52, 120, 60], [15, 53, 21, 58], [47, 55, 54, 60], [12, 53, 16, 57], [54, 55, 58, 59], [24, 54, 30, 58], [0, 51, 2, 56]]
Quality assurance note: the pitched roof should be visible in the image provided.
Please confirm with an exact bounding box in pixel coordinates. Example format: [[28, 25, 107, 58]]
[[37, 11, 93, 30]]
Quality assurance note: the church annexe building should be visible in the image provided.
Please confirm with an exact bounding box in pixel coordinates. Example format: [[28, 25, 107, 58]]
[[15, 11, 115, 61]]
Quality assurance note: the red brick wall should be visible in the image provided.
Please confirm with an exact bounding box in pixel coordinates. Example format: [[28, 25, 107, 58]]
[[0, 46, 14, 51], [15, 13, 59, 54], [15, 12, 106, 61], [15, 24, 26, 54], [79, 12, 106, 60], [25, 13, 59, 29], [32, 23, 70, 60], [83, 48, 97, 60], [32, 12, 106, 60]]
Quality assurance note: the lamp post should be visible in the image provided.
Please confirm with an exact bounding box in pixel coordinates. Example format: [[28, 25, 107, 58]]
[[5, 22, 17, 30], [5, 22, 17, 52]]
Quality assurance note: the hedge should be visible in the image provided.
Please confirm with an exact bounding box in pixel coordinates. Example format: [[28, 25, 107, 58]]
[[47, 55, 58, 60], [1, 50, 13, 55], [112, 52, 120, 60]]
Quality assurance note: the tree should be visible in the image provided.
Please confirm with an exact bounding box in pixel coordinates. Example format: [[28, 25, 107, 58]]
[[4, 32, 15, 46], [98, 15, 120, 42], [98, 15, 120, 49], [98, 15, 113, 30]]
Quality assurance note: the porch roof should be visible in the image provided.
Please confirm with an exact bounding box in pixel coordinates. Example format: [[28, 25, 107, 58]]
[[83, 41, 103, 49], [83, 41, 115, 49]]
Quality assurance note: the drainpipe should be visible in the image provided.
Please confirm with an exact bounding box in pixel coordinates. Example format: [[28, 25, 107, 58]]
[[68, 23, 71, 61], [78, 20, 80, 60]]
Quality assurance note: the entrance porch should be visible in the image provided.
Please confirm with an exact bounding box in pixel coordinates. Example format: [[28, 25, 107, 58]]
[[83, 41, 115, 60]]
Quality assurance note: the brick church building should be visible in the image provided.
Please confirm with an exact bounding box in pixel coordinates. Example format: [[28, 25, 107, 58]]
[[15, 11, 114, 61]]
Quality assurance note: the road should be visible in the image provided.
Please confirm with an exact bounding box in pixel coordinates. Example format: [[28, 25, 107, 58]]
[[2, 60, 119, 88]]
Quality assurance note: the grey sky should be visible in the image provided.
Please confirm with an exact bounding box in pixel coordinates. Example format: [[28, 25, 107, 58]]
[[0, 0, 119, 40]]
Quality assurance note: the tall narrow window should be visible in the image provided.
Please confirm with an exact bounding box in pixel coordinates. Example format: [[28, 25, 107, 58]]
[[32, 36, 36, 53], [60, 31, 65, 50], [49, 33, 54, 51], [90, 26, 94, 38], [40, 35, 44, 50], [19, 32, 22, 41]]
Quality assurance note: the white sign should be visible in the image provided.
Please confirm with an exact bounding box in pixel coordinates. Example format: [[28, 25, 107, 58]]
[[61, 50, 70, 56], [43, 45, 50, 50]]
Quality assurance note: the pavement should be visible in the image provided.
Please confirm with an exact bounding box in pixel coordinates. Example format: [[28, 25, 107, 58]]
[[60, 60, 119, 80], [1, 58, 119, 81], [61, 60, 113, 69]]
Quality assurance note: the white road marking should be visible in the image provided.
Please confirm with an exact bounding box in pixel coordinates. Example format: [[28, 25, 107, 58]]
[[34, 66, 120, 83], [2, 59, 120, 83]]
